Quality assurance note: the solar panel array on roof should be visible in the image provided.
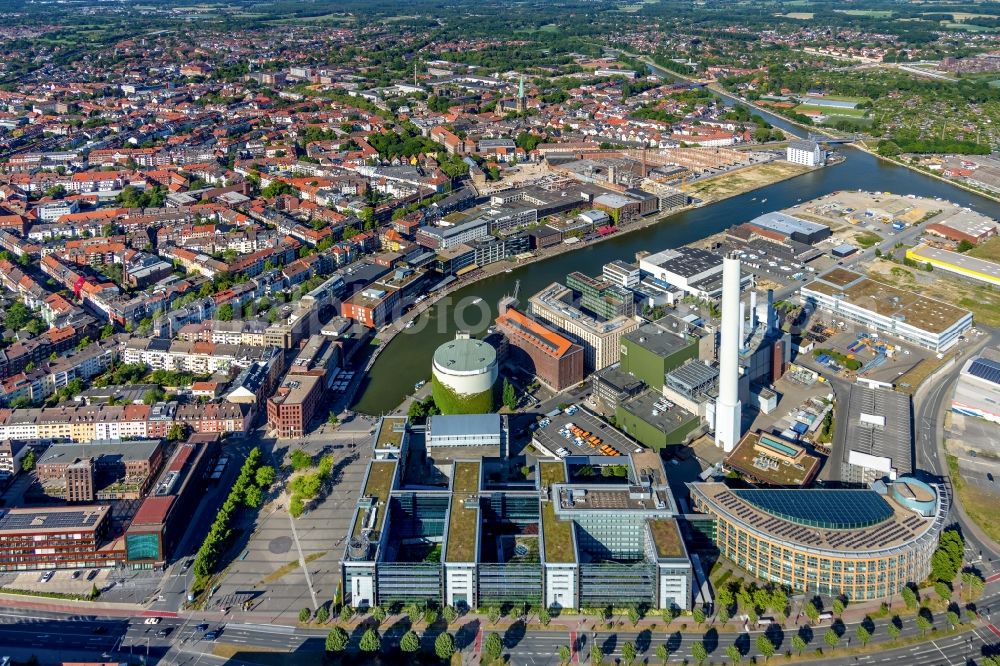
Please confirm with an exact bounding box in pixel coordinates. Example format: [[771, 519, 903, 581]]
[[0, 509, 102, 531], [732, 489, 893, 530], [967, 357, 1000, 386]]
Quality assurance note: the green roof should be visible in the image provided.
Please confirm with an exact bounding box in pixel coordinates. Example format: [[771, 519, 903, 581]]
[[539, 461, 575, 564], [445, 462, 481, 563], [648, 519, 684, 559], [375, 417, 407, 448], [539, 460, 566, 489], [352, 460, 397, 539]]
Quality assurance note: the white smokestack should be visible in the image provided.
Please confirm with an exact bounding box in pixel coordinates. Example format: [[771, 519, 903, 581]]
[[715, 253, 743, 453], [750, 291, 758, 330], [739, 301, 746, 348]]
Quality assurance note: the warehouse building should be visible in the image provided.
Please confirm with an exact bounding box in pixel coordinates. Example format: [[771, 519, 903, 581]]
[[801, 268, 972, 352], [688, 478, 948, 601], [786, 140, 824, 167], [266, 373, 323, 438], [925, 209, 999, 245], [639, 247, 724, 295], [745, 211, 831, 245], [495, 307, 584, 391], [952, 354, 1000, 424], [906, 244, 1000, 288]]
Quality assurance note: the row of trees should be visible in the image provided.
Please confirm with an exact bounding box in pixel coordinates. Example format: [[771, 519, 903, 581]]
[[877, 137, 990, 156], [324, 625, 469, 662], [192, 447, 274, 591]]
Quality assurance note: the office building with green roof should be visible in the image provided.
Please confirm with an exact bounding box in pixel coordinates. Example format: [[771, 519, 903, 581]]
[[341, 416, 693, 611]]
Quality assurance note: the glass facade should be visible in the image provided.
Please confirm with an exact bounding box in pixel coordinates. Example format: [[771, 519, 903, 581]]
[[125, 532, 160, 561], [580, 563, 656, 607], [479, 563, 542, 605], [377, 563, 442, 604]]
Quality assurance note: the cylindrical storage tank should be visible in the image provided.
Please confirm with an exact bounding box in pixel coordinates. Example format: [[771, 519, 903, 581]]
[[431, 336, 498, 414]]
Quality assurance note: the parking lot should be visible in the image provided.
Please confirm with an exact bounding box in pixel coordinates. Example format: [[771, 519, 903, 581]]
[[0, 565, 163, 603], [531, 405, 641, 459]]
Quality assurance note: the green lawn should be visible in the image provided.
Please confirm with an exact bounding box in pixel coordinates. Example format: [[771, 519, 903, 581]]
[[943, 22, 999, 32], [967, 237, 1000, 263], [855, 232, 883, 248], [835, 9, 893, 17], [793, 104, 868, 118]]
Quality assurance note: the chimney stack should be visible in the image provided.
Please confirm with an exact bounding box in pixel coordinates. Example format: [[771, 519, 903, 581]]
[[715, 253, 743, 453]]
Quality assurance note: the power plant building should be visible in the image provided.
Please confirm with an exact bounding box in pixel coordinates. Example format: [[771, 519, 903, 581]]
[[620, 321, 700, 392]]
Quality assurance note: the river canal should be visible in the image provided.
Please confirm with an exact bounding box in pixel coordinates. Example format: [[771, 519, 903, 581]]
[[350, 79, 1000, 415]]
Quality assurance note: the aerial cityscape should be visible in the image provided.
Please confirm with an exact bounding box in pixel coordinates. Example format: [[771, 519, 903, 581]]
[[4, 0, 1000, 664]]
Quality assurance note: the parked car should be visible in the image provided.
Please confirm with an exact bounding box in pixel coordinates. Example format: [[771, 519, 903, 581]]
[[39, 570, 54, 583]]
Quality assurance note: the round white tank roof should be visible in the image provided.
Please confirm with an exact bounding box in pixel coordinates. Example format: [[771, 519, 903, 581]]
[[433, 337, 497, 376]]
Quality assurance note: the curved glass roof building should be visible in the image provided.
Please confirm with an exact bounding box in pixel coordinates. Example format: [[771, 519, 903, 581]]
[[688, 478, 948, 601]]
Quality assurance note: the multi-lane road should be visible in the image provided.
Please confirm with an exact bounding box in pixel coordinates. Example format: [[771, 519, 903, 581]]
[[3, 579, 1000, 665]]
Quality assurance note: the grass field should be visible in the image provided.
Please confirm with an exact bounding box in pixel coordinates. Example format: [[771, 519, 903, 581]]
[[947, 22, 998, 32], [854, 232, 882, 248], [793, 104, 868, 118], [803, 93, 868, 103], [968, 237, 1000, 263], [778, 12, 814, 19], [686, 161, 809, 203], [896, 354, 949, 394], [947, 453, 1000, 545], [835, 9, 893, 17]]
